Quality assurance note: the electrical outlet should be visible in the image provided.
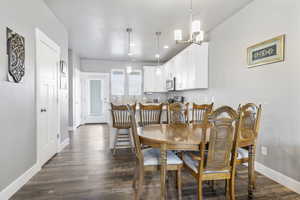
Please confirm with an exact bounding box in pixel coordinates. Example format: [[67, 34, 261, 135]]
[[261, 146, 268, 156]]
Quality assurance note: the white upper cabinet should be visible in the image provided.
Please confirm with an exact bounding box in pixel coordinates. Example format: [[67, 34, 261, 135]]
[[143, 66, 166, 93], [191, 43, 208, 89], [163, 43, 208, 91], [143, 42, 208, 93]]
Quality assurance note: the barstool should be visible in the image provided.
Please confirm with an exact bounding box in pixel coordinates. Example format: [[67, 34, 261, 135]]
[[111, 103, 136, 155]]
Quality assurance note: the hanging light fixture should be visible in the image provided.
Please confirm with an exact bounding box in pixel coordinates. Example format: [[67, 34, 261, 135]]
[[174, 0, 204, 45], [126, 28, 133, 56], [155, 32, 162, 75], [126, 28, 134, 74]]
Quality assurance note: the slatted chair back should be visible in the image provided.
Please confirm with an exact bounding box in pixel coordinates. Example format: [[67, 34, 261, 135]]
[[168, 102, 189, 125], [191, 103, 214, 125], [139, 103, 163, 126], [111, 103, 136, 129], [127, 105, 143, 161], [237, 103, 262, 144], [199, 106, 239, 173]]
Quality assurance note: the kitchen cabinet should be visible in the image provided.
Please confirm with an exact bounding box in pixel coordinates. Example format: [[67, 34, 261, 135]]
[[189, 43, 208, 89], [144, 42, 208, 93], [164, 42, 208, 90], [143, 66, 166, 93]]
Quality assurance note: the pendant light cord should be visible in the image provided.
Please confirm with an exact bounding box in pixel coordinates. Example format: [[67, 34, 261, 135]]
[[156, 32, 161, 66], [128, 30, 131, 54], [190, 0, 193, 40]]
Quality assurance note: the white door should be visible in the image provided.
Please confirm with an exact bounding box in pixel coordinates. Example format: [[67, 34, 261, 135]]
[[81, 73, 110, 123], [36, 29, 60, 167]]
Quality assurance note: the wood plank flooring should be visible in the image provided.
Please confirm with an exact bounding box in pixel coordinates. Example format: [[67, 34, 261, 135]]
[[12, 124, 300, 200]]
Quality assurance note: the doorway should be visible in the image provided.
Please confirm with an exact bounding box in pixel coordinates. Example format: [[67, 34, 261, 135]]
[[35, 29, 60, 167], [81, 73, 110, 124]]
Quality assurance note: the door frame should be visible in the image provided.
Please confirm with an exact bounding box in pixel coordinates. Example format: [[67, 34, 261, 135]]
[[35, 28, 61, 168], [80, 72, 110, 124]]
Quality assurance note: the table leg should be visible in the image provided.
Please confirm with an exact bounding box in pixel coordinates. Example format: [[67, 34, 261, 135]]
[[160, 144, 167, 200]]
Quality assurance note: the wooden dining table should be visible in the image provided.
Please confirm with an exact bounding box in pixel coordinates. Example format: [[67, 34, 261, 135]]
[[137, 123, 205, 200], [137, 123, 256, 200]]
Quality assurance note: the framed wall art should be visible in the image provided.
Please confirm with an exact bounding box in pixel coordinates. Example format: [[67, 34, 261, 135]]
[[247, 35, 285, 68], [7, 28, 25, 83]]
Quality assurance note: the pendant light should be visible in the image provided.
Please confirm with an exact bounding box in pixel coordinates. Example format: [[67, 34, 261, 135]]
[[155, 32, 162, 75], [126, 28, 133, 74], [174, 0, 204, 45], [126, 28, 133, 56]]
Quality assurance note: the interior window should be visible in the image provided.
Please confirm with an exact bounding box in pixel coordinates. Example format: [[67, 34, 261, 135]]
[[111, 69, 125, 95], [128, 70, 142, 96]]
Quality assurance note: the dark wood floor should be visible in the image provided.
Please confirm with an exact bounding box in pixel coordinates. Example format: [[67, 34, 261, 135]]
[[12, 124, 300, 200]]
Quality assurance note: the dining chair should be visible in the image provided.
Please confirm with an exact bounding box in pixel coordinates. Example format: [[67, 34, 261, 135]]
[[191, 103, 214, 125], [139, 103, 163, 126], [182, 106, 241, 200], [168, 102, 189, 125], [111, 103, 136, 155], [127, 105, 183, 200], [236, 103, 262, 199]]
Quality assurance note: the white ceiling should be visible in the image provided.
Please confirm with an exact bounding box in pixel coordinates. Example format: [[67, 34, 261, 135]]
[[44, 0, 253, 62]]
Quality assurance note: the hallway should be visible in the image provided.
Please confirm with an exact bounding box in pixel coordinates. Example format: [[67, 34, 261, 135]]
[[12, 125, 300, 200]]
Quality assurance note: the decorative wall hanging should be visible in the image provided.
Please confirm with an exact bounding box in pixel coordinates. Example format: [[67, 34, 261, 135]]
[[247, 35, 285, 68], [7, 28, 25, 83]]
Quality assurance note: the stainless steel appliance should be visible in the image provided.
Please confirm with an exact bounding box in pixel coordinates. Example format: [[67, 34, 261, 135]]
[[166, 77, 176, 91]]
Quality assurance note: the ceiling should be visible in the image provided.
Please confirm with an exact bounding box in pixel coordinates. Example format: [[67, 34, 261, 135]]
[[44, 0, 253, 62]]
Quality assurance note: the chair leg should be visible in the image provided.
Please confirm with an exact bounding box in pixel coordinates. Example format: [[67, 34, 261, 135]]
[[248, 145, 256, 199], [229, 177, 236, 200], [197, 179, 203, 200], [176, 168, 182, 200], [209, 180, 216, 193], [135, 166, 144, 200], [113, 129, 119, 155], [128, 128, 134, 153], [132, 166, 138, 190], [225, 179, 228, 196]]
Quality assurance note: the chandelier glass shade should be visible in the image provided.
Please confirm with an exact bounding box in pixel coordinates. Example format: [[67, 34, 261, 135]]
[[174, 0, 204, 45]]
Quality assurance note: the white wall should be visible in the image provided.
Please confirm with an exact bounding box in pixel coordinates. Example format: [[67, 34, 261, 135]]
[[68, 49, 81, 129], [179, 0, 300, 181], [0, 0, 68, 192]]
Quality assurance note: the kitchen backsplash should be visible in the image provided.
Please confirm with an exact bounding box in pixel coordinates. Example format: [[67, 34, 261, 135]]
[[111, 93, 167, 104], [167, 90, 215, 104]]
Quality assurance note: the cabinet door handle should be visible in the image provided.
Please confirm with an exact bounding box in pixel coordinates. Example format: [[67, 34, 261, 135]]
[[41, 108, 47, 113]]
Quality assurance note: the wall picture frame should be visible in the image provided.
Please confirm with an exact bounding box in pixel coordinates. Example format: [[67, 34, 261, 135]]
[[7, 28, 25, 83], [247, 35, 285, 68]]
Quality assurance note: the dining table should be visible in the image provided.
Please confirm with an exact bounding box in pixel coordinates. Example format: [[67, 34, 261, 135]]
[[137, 123, 205, 200], [137, 123, 256, 200]]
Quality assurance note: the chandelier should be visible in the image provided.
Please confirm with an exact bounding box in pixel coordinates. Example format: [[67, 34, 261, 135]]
[[174, 0, 204, 45]]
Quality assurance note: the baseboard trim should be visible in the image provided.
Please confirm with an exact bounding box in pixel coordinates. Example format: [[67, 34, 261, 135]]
[[68, 124, 82, 132], [255, 161, 300, 194], [68, 126, 75, 131], [0, 163, 40, 200], [58, 137, 70, 152]]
